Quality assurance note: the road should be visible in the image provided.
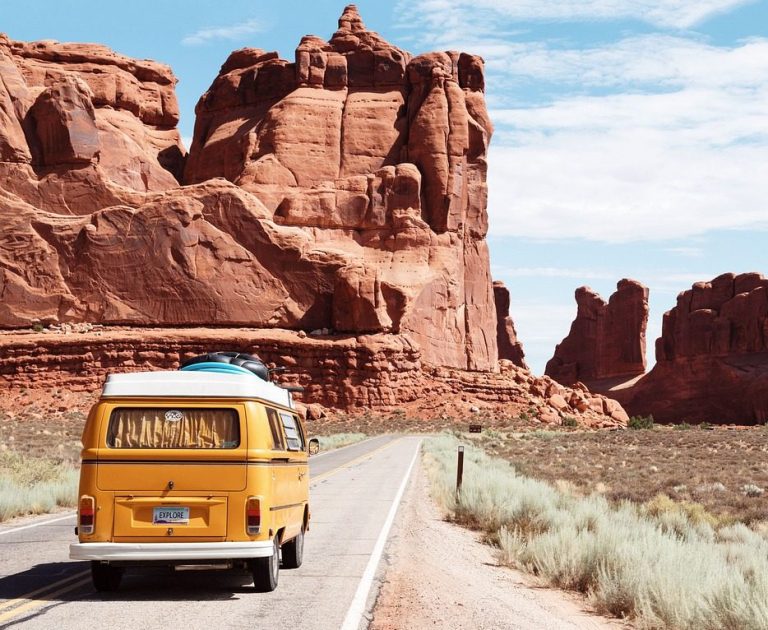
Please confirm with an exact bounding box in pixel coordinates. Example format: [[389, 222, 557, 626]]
[[0, 435, 420, 629]]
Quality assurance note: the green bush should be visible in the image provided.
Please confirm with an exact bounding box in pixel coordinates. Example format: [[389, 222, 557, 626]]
[[561, 416, 579, 428], [675, 422, 694, 431], [628, 415, 655, 430]]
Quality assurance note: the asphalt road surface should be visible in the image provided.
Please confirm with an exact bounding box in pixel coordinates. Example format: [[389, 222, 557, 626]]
[[0, 435, 420, 629]]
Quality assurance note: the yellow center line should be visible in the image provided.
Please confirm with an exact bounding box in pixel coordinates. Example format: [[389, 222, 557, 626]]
[[310, 437, 402, 486], [0, 569, 90, 613], [0, 576, 91, 624]]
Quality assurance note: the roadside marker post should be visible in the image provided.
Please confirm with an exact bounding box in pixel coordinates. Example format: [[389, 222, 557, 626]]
[[456, 445, 465, 498]]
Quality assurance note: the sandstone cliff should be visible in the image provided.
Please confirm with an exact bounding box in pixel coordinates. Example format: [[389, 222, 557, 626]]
[[183, 5, 497, 369], [546, 279, 649, 385], [0, 5, 499, 371]]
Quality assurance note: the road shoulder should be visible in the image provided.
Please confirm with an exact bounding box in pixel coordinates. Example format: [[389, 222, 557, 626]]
[[369, 456, 626, 630]]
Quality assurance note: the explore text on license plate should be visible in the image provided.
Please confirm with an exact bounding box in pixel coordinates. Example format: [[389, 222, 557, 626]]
[[153, 507, 189, 525]]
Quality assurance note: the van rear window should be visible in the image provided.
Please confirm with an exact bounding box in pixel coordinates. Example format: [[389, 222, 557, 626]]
[[107, 408, 240, 449]]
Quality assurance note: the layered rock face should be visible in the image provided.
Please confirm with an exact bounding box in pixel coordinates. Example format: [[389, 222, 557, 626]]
[[617, 273, 768, 424], [0, 33, 184, 326], [0, 328, 627, 428], [493, 281, 527, 368], [0, 5, 499, 371], [546, 279, 649, 385]]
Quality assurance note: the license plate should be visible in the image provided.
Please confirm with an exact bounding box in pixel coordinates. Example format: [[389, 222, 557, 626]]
[[153, 507, 189, 525]]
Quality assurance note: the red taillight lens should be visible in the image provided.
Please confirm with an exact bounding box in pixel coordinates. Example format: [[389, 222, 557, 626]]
[[246, 497, 261, 535], [79, 495, 95, 535]]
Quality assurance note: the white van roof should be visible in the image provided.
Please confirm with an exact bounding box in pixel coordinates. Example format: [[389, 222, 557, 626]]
[[101, 371, 294, 408]]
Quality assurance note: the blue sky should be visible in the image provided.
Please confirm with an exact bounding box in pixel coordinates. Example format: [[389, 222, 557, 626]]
[[3, 0, 766, 373]]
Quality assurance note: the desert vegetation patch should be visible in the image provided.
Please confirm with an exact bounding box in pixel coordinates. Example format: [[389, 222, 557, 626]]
[[474, 425, 768, 525]]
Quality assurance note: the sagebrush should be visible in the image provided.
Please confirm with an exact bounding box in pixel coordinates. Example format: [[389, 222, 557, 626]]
[[423, 435, 768, 629]]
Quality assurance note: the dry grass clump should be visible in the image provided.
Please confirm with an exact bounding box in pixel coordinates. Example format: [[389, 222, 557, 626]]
[[424, 435, 768, 629], [315, 432, 368, 451], [0, 450, 79, 521]]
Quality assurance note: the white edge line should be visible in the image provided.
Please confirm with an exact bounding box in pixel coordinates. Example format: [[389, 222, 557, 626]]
[[0, 512, 76, 537], [340, 438, 422, 630]]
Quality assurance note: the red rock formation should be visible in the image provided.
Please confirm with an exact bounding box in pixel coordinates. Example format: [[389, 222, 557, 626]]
[[0, 6, 498, 371], [0, 328, 627, 428], [615, 273, 768, 424], [0, 7, 631, 426], [184, 5, 497, 369], [493, 281, 527, 368], [546, 279, 649, 385]]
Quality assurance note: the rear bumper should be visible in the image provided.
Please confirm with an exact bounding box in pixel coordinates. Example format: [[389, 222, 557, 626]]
[[70, 541, 274, 562]]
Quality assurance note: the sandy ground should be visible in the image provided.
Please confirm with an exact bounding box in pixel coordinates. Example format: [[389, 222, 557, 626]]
[[369, 459, 626, 630]]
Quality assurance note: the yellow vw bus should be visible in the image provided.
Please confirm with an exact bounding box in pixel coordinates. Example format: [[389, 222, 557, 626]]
[[70, 353, 309, 593]]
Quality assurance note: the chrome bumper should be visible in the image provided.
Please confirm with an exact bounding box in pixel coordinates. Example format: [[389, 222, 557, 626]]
[[70, 541, 274, 561]]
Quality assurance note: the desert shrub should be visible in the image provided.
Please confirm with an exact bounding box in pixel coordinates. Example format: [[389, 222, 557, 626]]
[[0, 451, 78, 521], [675, 422, 694, 430], [741, 484, 765, 498], [423, 435, 768, 629], [628, 415, 655, 430], [32, 323, 44, 332], [316, 432, 367, 452], [561, 416, 579, 428]]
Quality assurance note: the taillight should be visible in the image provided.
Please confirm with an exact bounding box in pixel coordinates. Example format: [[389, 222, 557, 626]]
[[79, 495, 95, 535], [246, 497, 261, 535]]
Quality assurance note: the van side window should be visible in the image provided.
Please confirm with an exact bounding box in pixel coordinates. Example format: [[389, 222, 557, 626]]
[[279, 413, 304, 451], [266, 408, 285, 450]]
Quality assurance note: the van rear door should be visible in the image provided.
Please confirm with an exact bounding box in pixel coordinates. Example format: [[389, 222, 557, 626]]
[[96, 404, 247, 539]]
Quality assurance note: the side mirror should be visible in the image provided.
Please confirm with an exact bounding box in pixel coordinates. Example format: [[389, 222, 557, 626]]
[[308, 438, 320, 456]]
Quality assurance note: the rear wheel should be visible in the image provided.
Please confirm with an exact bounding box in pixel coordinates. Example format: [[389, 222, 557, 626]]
[[252, 535, 280, 592], [282, 527, 304, 569], [91, 561, 123, 592]]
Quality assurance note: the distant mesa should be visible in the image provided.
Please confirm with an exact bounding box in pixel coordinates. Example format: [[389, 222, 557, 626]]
[[548, 273, 768, 425], [545, 279, 649, 386], [493, 281, 527, 369], [615, 272, 768, 424]]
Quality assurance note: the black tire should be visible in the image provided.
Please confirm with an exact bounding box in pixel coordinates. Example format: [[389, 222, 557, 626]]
[[252, 535, 280, 592], [91, 561, 123, 592], [282, 527, 304, 569]]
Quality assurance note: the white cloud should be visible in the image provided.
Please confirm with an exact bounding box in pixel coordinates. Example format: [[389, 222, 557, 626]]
[[486, 36, 768, 89], [492, 266, 615, 279], [485, 36, 768, 242], [397, 0, 756, 32], [665, 246, 704, 257], [181, 19, 263, 46]]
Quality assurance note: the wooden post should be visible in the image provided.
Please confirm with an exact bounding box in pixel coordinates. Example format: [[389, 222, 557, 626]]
[[456, 445, 465, 499]]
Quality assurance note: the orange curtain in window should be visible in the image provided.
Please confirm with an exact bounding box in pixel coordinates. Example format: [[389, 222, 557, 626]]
[[108, 409, 239, 449]]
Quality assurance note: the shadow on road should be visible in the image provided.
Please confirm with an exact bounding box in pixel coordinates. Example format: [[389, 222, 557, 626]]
[[0, 561, 85, 600], [0, 561, 261, 628]]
